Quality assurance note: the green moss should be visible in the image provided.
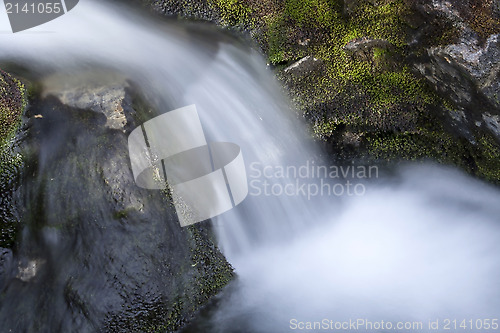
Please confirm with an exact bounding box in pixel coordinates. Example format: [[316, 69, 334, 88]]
[[365, 127, 500, 184], [187, 225, 234, 301], [0, 70, 26, 145], [157, 0, 500, 184], [261, 0, 443, 119], [265, 16, 290, 64], [209, 0, 254, 26], [0, 69, 27, 248], [284, 0, 336, 28], [472, 135, 500, 183]]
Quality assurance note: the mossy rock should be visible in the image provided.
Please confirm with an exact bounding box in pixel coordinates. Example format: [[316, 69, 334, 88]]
[[149, 0, 500, 184], [0, 69, 27, 248], [0, 69, 26, 145]]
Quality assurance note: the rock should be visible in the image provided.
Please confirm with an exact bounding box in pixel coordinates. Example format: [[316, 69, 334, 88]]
[[412, 0, 500, 108], [426, 34, 500, 110], [0, 69, 26, 142], [147, 0, 500, 183], [151, 0, 217, 22], [344, 37, 392, 52], [412, 0, 500, 143], [0, 85, 233, 332], [16, 258, 44, 282], [415, 49, 475, 106], [483, 112, 500, 137], [0, 69, 26, 249], [283, 56, 321, 75], [43, 72, 134, 131], [0, 248, 13, 287]]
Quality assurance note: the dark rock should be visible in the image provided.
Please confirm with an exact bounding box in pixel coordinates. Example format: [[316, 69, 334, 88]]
[[411, 0, 500, 141], [0, 85, 233, 332], [0, 247, 13, 287], [415, 49, 475, 106], [144, 0, 500, 182], [43, 73, 135, 131], [483, 112, 500, 137], [421, 34, 500, 110], [150, 0, 218, 22]]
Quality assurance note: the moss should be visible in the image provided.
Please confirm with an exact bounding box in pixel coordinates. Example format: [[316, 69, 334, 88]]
[[151, 0, 500, 183], [187, 224, 234, 302], [209, 0, 255, 26], [0, 69, 26, 145], [458, 0, 500, 42], [262, 0, 442, 124], [0, 69, 27, 248], [472, 135, 500, 183], [283, 0, 336, 29], [365, 125, 500, 184]]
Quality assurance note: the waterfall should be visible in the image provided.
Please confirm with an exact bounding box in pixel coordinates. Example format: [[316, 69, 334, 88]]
[[1, 1, 499, 332]]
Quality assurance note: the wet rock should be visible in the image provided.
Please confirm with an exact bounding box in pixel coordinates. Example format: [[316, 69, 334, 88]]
[[16, 258, 44, 282], [0, 87, 233, 332], [0, 248, 13, 287], [483, 112, 500, 137], [412, 0, 500, 144], [0, 69, 26, 249], [0, 69, 26, 141], [283, 56, 322, 76], [412, 0, 500, 109], [43, 73, 135, 131], [147, 0, 500, 182], [415, 49, 475, 106], [421, 34, 500, 110]]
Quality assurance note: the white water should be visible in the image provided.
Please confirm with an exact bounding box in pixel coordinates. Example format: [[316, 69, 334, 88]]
[[208, 165, 500, 332], [1, 1, 500, 332]]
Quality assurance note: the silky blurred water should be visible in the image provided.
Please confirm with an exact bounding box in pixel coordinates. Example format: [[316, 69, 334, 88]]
[[1, 1, 499, 332]]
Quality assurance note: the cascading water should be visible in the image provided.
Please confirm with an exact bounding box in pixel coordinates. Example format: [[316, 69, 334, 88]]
[[1, 1, 499, 332]]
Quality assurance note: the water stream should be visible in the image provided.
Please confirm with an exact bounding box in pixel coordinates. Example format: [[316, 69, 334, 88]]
[[1, 1, 500, 332]]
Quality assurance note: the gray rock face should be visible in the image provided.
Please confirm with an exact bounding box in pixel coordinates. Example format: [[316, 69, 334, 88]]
[[0, 85, 233, 332], [53, 84, 131, 130], [414, 0, 500, 140], [0, 248, 13, 286], [415, 48, 475, 106], [43, 73, 134, 131], [483, 112, 500, 137], [426, 34, 500, 109]]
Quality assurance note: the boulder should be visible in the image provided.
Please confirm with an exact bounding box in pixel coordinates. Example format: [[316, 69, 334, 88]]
[[0, 78, 234, 332]]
